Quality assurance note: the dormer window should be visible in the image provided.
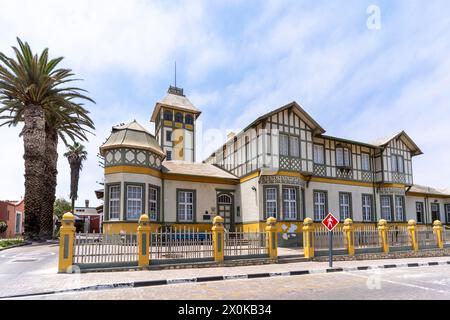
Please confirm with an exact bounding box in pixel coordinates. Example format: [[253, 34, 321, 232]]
[[163, 111, 173, 121], [185, 114, 194, 125], [175, 112, 183, 123], [391, 154, 404, 173], [336, 147, 351, 168]]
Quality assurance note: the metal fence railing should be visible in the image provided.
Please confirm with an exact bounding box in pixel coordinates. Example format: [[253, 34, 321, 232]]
[[149, 227, 213, 261], [314, 225, 346, 250], [443, 226, 450, 245], [417, 225, 436, 248], [354, 225, 380, 249], [73, 232, 138, 265], [387, 226, 410, 248], [224, 231, 268, 257]]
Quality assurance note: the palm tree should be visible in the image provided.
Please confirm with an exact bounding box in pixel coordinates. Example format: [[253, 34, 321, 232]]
[[0, 38, 95, 240], [64, 142, 88, 215]]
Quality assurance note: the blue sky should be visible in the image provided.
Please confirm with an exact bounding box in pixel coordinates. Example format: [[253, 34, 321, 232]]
[[1, 0, 450, 206]]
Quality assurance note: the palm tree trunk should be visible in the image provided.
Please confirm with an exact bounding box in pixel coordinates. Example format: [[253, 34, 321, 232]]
[[22, 104, 46, 241], [40, 126, 58, 240]]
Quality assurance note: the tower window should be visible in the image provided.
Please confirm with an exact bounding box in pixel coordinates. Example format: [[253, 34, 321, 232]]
[[185, 114, 193, 125], [175, 112, 183, 123], [166, 130, 172, 142], [163, 111, 173, 121], [166, 150, 172, 160]]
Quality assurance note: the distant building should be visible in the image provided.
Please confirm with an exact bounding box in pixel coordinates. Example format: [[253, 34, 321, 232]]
[[0, 198, 24, 238], [74, 200, 102, 233]]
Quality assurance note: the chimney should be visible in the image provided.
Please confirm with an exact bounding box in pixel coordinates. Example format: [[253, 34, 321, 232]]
[[85, 200, 90, 208]]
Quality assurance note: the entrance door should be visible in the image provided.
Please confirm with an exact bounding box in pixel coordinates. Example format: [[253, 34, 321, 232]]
[[217, 194, 233, 231]]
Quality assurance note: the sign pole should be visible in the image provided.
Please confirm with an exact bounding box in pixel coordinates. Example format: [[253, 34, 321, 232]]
[[329, 229, 333, 268]]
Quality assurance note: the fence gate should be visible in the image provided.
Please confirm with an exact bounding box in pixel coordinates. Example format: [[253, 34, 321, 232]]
[[224, 231, 268, 258]]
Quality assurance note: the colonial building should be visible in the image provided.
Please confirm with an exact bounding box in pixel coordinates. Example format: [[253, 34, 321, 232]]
[[0, 198, 24, 238], [99, 86, 450, 234]]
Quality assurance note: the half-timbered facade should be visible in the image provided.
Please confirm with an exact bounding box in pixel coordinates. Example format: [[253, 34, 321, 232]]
[[99, 85, 450, 234]]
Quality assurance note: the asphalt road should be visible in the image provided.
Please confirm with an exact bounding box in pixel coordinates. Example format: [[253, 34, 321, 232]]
[[16, 264, 450, 300]]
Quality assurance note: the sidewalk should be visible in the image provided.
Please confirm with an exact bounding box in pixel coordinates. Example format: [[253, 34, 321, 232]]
[[1, 254, 449, 299]]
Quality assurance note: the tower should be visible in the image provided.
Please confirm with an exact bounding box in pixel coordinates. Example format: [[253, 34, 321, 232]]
[[150, 86, 201, 162]]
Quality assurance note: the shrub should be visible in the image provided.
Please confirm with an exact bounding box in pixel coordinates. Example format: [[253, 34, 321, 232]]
[[0, 221, 7, 234]]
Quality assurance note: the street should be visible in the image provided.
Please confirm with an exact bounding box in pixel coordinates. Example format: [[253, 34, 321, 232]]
[[1, 243, 450, 300]]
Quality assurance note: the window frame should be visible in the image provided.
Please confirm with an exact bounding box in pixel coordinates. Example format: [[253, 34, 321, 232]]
[[361, 153, 371, 171], [163, 110, 173, 121], [282, 186, 299, 221], [124, 183, 145, 221], [362, 194, 374, 222], [263, 185, 278, 219], [445, 204, 450, 224], [106, 183, 121, 221], [166, 150, 172, 160], [165, 130, 172, 142], [185, 114, 194, 125], [380, 195, 393, 222], [313, 190, 328, 222], [431, 202, 441, 222], [416, 201, 424, 224], [289, 135, 300, 157], [174, 112, 183, 123], [279, 134, 289, 156], [148, 185, 160, 222], [313, 144, 325, 165], [339, 192, 352, 221], [336, 147, 351, 168], [15, 212, 22, 234], [176, 189, 196, 223], [394, 195, 405, 222]]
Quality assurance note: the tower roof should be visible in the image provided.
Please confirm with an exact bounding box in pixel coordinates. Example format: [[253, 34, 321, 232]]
[[100, 120, 164, 157], [150, 86, 201, 122]]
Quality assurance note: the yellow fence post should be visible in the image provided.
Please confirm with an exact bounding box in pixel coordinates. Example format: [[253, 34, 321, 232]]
[[212, 216, 224, 263], [302, 217, 314, 259], [343, 218, 355, 256], [378, 219, 389, 254], [137, 214, 151, 267], [266, 217, 278, 259], [408, 220, 419, 251], [58, 212, 76, 273], [433, 220, 444, 249]]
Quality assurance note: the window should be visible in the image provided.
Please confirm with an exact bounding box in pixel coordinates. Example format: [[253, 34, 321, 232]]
[[279, 134, 289, 156], [108, 185, 120, 220], [175, 112, 183, 123], [339, 193, 352, 220], [15, 212, 22, 234], [313, 144, 324, 164], [289, 136, 299, 157], [283, 188, 297, 220], [395, 196, 404, 221], [126, 185, 143, 220], [163, 111, 172, 121], [416, 202, 424, 223], [149, 187, 158, 221], [361, 153, 371, 171], [380, 196, 392, 221], [185, 114, 194, 125], [265, 188, 277, 218], [178, 190, 194, 222], [336, 147, 351, 167], [445, 204, 450, 224], [313, 191, 327, 221], [166, 150, 172, 160], [362, 195, 373, 222], [431, 203, 440, 222], [165, 130, 172, 142], [391, 155, 405, 173]]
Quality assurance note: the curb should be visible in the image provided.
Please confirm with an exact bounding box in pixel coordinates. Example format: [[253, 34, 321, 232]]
[[1, 259, 449, 300]]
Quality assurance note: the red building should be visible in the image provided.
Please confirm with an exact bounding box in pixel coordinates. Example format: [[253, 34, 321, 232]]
[[0, 198, 24, 238]]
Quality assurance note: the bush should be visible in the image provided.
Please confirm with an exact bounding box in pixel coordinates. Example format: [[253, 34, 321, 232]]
[[74, 220, 85, 233], [0, 238, 24, 248], [0, 221, 7, 234]]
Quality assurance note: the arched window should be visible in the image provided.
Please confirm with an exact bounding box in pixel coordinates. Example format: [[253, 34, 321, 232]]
[[175, 112, 183, 123], [218, 194, 232, 204], [185, 114, 194, 125], [163, 111, 173, 121]]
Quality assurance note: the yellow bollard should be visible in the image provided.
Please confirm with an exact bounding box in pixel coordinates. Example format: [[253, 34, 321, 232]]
[[302, 217, 314, 259], [265, 217, 278, 260], [212, 216, 225, 262], [343, 218, 355, 256], [433, 220, 444, 249], [407, 220, 419, 251], [137, 214, 151, 267], [58, 212, 76, 273], [378, 219, 389, 254]]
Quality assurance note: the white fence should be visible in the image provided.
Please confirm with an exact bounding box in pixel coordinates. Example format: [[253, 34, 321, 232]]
[[149, 227, 213, 261], [225, 231, 268, 257], [387, 226, 410, 248], [314, 225, 346, 250], [417, 225, 436, 247], [354, 225, 380, 249], [73, 232, 138, 265]]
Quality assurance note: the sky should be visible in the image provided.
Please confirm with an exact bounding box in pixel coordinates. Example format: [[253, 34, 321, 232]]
[[0, 0, 450, 207]]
